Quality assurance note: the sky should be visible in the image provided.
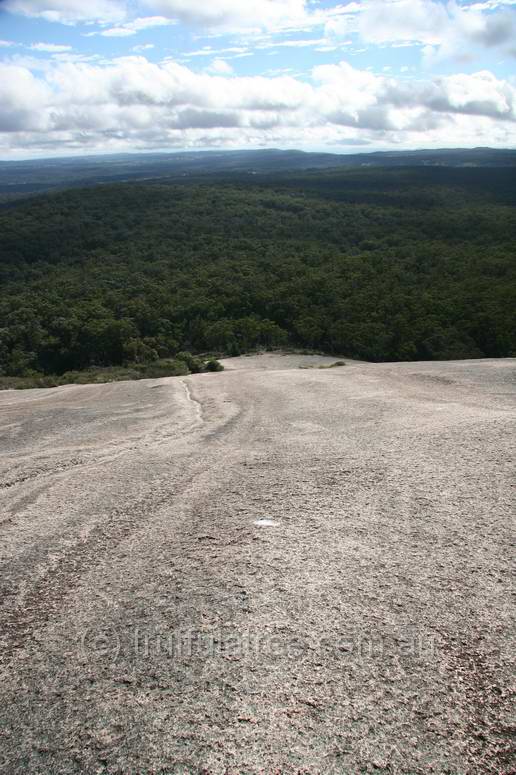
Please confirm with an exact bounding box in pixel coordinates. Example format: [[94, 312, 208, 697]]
[[0, 0, 515, 159]]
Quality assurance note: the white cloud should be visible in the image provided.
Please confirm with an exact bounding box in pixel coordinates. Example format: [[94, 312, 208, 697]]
[[3, 0, 514, 64], [0, 40, 16, 47], [467, 1, 516, 10], [184, 46, 251, 58], [100, 16, 177, 37], [358, 0, 516, 60], [140, 0, 362, 34], [0, 56, 514, 158], [141, 0, 310, 31], [207, 58, 234, 74], [132, 43, 155, 52], [359, 0, 451, 46], [256, 37, 328, 49], [0, 63, 51, 132], [30, 42, 73, 52], [3, 0, 127, 24], [315, 60, 516, 125], [99, 28, 136, 38], [1, 0, 346, 32]]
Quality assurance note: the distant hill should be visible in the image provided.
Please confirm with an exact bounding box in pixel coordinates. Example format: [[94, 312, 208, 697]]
[[1, 147, 515, 198]]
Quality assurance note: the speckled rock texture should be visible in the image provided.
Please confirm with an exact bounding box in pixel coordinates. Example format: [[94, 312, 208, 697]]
[[0, 353, 514, 774]]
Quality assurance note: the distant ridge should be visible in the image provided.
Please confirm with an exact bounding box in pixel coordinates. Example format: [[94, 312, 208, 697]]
[[1, 147, 515, 197]]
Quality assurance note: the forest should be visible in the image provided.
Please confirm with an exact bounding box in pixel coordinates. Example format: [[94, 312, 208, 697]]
[[0, 165, 515, 382]]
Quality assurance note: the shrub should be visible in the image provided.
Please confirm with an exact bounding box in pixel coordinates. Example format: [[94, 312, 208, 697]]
[[205, 359, 224, 372], [137, 359, 189, 379], [176, 351, 204, 373]]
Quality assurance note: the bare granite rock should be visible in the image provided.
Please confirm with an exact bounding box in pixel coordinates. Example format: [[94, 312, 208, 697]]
[[0, 354, 514, 774]]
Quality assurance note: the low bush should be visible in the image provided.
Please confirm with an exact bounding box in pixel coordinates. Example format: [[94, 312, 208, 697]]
[[0, 355, 223, 389], [205, 359, 224, 372]]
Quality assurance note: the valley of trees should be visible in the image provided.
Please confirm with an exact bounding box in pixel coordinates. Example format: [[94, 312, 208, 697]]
[[0, 166, 515, 380]]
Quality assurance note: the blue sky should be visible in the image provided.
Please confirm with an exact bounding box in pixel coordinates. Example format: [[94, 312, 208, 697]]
[[0, 0, 515, 158]]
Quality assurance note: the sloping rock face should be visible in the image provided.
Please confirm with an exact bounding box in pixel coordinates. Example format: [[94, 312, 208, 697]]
[[0, 354, 514, 774]]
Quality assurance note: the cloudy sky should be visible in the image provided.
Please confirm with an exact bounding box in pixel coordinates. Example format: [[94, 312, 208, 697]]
[[0, 0, 515, 158]]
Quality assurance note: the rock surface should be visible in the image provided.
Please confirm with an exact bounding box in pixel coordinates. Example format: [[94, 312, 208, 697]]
[[0, 353, 514, 774]]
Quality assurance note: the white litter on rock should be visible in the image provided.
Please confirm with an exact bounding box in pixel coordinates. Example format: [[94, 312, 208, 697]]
[[254, 519, 278, 527]]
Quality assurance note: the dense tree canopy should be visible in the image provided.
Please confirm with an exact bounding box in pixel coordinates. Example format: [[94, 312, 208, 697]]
[[0, 167, 515, 378]]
